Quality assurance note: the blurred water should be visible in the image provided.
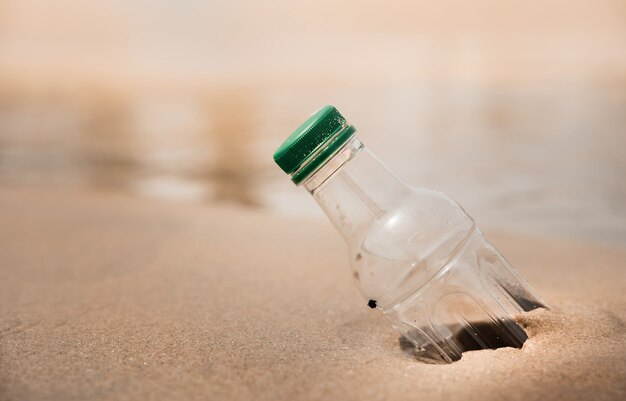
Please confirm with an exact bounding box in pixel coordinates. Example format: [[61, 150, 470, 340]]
[[0, 84, 624, 247], [1, 0, 625, 246]]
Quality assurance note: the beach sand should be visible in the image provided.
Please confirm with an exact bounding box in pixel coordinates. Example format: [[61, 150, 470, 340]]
[[0, 187, 624, 401]]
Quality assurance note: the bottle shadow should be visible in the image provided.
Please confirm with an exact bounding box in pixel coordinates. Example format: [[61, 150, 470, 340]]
[[399, 297, 544, 364], [399, 319, 527, 363]]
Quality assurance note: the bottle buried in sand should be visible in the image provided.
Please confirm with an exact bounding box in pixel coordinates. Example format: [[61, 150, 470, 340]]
[[273, 105, 545, 363]]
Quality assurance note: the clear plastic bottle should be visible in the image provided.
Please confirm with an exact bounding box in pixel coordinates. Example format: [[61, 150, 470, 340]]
[[273, 105, 545, 363]]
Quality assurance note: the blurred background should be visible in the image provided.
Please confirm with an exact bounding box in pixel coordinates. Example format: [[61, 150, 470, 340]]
[[0, 0, 624, 246]]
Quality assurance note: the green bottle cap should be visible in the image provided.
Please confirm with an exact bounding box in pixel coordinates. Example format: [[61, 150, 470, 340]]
[[273, 105, 355, 184]]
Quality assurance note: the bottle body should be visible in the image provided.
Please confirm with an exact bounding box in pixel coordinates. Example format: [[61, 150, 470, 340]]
[[305, 136, 543, 363], [383, 227, 541, 363]]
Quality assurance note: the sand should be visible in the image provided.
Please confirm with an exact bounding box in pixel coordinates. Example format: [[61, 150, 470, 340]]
[[0, 187, 624, 401]]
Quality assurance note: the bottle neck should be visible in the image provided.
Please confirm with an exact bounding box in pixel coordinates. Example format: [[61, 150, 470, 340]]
[[302, 136, 410, 243]]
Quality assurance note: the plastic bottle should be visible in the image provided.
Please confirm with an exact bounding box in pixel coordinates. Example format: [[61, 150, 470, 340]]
[[273, 105, 545, 363]]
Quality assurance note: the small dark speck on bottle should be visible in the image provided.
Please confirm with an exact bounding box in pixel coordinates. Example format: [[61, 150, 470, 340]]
[[355, 253, 362, 261], [367, 299, 377, 309]]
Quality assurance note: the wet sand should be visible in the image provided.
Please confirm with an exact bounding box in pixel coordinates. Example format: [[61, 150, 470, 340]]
[[0, 186, 624, 401]]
